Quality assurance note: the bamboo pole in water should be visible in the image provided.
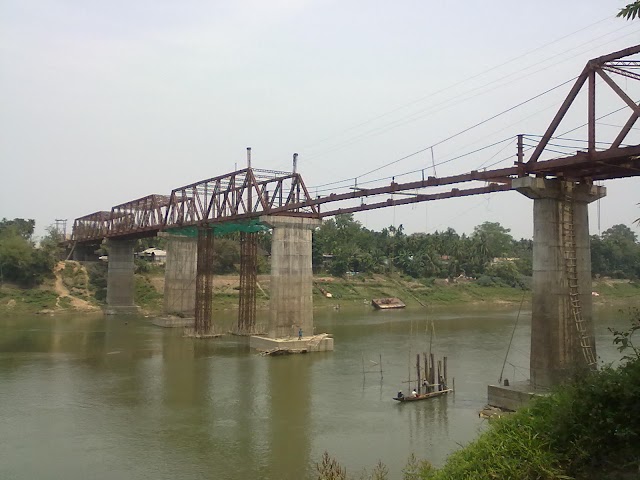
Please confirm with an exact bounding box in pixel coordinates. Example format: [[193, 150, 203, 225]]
[[443, 356, 448, 388], [437, 360, 442, 391], [423, 352, 428, 392], [430, 353, 435, 386], [416, 354, 421, 393]]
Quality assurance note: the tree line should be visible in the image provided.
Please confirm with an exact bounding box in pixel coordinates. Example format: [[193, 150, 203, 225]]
[[312, 214, 640, 286], [0, 216, 638, 289]]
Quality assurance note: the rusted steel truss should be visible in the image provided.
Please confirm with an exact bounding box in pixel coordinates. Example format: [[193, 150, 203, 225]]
[[195, 228, 214, 335], [237, 232, 258, 334], [110, 194, 171, 238], [528, 44, 640, 163], [71, 46, 640, 243], [165, 168, 319, 228], [71, 211, 112, 242]]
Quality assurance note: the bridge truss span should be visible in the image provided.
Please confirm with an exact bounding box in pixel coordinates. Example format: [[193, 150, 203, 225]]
[[109, 194, 172, 239], [164, 168, 319, 230], [69, 45, 640, 244]]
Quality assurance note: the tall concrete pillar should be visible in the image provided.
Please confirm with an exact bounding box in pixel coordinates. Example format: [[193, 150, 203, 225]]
[[260, 216, 322, 338], [514, 177, 605, 388], [162, 234, 197, 316], [105, 239, 138, 315]]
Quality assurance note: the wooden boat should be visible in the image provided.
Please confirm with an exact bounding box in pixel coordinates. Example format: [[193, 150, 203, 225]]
[[371, 297, 406, 309], [394, 388, 453, 402]]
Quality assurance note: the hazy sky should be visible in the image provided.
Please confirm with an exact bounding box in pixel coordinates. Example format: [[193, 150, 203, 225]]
[[1, 1, 639, 240]]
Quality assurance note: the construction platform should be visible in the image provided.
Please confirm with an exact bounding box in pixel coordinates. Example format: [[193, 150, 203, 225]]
[[250, 334, 334, 353], [487, 380, 548, 411]]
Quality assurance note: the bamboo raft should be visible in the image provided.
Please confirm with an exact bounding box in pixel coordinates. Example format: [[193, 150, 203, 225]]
[[394, 352, 453, 403]]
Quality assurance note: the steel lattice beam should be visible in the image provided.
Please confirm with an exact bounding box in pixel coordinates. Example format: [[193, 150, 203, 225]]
[[237, 232, 258, 334], [195, 228, 214, 336]]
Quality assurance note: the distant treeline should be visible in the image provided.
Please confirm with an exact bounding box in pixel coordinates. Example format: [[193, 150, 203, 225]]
[[311, 214, 640, 286], [0, 215, 638, 289]]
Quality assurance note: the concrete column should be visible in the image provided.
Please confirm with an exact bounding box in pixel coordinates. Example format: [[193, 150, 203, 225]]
[[105, 239, 138, 315], [514, 177, 605, 388], [162, 234, 197, 316], [260, 216, 322, 338]]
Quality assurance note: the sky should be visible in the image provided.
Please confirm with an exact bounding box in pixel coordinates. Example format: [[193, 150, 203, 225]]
[[1, 1, 639, 241]]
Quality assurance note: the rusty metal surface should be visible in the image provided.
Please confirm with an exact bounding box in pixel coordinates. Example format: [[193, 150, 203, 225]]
[[195, 228, 214, 335], [71, 211, 112, 242], [164, 168, 318, 229], [110, 194, 171, 238], [528, 44, 640, 164], [237, 232, 258, 334]]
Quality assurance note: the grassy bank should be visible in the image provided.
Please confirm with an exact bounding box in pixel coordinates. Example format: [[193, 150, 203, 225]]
[[0, 261, 638, 315]]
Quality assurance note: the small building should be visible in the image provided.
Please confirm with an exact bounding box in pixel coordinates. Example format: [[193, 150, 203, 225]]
[[136, 247, 167, 264]]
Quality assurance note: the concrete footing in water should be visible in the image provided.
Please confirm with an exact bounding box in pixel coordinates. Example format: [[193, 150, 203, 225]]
[[250, 335, 334, 353], [487, 381, 547, 411], [104, 306, 140, 316], [152, 316, 195, 328]]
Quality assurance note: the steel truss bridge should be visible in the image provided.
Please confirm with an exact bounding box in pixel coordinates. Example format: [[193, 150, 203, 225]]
[[72, 45, 640, 244]]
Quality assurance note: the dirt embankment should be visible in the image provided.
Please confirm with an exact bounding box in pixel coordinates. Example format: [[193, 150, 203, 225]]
[[52, 261, 99, 312]]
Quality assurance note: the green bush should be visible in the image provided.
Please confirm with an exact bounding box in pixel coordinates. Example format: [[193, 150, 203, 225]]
[[476, 275, 495, 287], [86, 262, 108, 302]]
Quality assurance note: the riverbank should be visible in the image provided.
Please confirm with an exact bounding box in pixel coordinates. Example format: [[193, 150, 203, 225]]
[[0, 261, 637, 315]]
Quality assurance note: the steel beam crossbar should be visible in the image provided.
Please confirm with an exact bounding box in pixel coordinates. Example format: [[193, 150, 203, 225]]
[[528, 44, 640, 164]]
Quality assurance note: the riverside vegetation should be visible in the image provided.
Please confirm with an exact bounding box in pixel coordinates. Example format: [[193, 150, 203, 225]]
[[1, 215, 639, 313]]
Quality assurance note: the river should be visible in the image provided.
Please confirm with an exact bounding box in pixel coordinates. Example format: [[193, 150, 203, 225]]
[[0, 304, 632, 479]]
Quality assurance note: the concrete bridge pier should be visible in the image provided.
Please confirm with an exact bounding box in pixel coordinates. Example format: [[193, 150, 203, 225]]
[[105, 239, 139, 315], [488, 177, 606, 409], [250, 216, 333, 352], [162, 234, 197, 317]]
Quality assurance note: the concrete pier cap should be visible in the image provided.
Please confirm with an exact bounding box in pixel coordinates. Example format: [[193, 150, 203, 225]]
[[250, 215, 333, 353], [512, 176, 606, 203], [489, 176, 606, 409]]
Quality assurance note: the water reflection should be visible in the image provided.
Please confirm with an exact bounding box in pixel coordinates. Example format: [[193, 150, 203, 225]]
[[0, 306, 634, 480], [268, 355, 313, 480]]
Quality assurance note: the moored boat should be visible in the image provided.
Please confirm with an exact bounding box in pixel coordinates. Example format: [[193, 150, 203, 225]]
[[371, 297, 406, 309]]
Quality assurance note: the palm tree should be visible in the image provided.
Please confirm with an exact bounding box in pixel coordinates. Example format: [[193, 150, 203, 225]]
[[618, 2, 640, 20]]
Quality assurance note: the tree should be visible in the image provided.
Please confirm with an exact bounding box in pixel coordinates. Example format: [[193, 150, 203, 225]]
[[591, 224, 640, 279], [0, 219, 56, 286], [471, 222, 514, 260], [618, 2, 640, 20], [0, 218, 35, 240]]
